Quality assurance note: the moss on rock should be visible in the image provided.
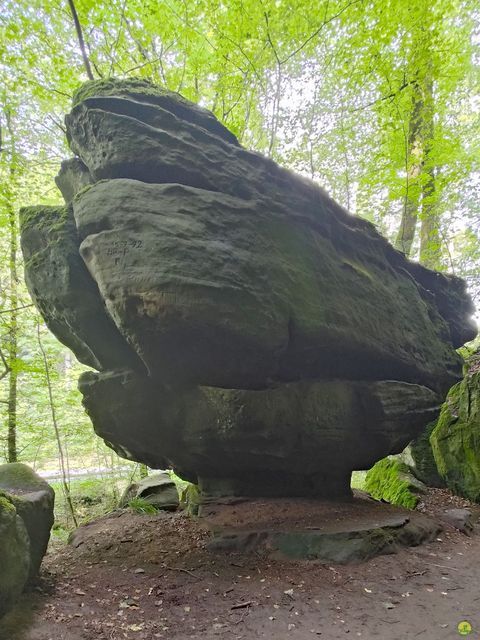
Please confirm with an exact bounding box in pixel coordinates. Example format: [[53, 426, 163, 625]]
[[72, 77, 174, 107], [365, 458, 426, 509], [0, 462, 51, 493], [430, 372, 480, 502]]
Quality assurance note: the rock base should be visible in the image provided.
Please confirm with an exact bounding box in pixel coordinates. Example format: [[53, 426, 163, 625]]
[[201, 493, 441, 563]]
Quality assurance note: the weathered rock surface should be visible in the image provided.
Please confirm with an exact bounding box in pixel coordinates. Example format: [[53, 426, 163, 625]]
[[442, 508, 474, 534], [79, 370, 441, 497], [0, 463, 55, 578], [119, 472, 179, 511], [72, 178, 468, 391], [55, 157, 93, 203], [20, 205, 143, 372], [431, 371, 480, 502], [202, 496, 441, 562], [0, 493, 30, 618], [20, 78, 476, 498]]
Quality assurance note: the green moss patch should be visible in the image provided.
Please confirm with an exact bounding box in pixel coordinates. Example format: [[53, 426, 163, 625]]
[[365, 458, 424, 509], [0, 463, 49, 493], [71, 78, 172, 107]]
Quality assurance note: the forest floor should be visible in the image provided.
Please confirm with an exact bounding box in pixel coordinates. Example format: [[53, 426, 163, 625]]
[[1, 489, 479, 640]]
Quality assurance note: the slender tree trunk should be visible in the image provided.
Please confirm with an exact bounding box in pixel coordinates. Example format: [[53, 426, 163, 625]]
[[5, 108, 18, 463], [67, 0, 94, 80], [37, 323, 78, 527], [394, 87, 423, 256], [7, 232, 18, 463]]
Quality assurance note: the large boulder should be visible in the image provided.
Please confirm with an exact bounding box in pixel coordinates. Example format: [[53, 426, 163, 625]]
[[0, 493, 30, 618], [431, 371, 480, 502], [20, 78, 476, 499], [0, 463, 54, 577]]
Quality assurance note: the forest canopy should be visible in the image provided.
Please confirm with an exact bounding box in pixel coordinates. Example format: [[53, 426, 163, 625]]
[[0, 0, 479, 470]]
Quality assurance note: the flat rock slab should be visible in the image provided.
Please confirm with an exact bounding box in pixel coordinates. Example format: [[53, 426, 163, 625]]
[[202, 494, 441, 563]]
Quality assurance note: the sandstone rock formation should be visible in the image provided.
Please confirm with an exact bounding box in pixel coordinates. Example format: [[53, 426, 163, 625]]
[[20, 78, 477, 499]]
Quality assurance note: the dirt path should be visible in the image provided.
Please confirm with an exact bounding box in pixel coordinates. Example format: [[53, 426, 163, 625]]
[[1, 493, 479, 640]]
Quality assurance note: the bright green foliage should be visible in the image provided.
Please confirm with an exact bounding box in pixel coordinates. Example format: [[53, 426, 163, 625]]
[[127, 497, 159, 515], [365, 458, 422, 509]]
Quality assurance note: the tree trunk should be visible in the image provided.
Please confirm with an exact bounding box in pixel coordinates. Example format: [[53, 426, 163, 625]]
[[5, 108, 18, 463], [394, 86, 423, 256], [419, 72, 441, 269], [394, 21, 438, 261], [419, 183, 441, 269], [6, 200, 18, 462]]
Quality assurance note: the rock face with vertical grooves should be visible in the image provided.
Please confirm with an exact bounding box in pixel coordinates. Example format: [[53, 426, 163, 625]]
[[20, 78, 477, 498]]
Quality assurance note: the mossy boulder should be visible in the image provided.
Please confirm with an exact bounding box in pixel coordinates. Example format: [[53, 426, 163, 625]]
[[365, 458, 427, 509], [430, 372, 480, 502], [0, 463, 54, 578], [0, 493, 30, 617]]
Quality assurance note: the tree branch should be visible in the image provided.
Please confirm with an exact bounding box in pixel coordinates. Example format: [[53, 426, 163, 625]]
[[350, 80, 416, 113], [280, 0, 363, 65], [0, 303, 34, 315]]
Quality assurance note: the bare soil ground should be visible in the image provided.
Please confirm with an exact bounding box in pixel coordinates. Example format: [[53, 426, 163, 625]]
[[1, 489, 479, 640]]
